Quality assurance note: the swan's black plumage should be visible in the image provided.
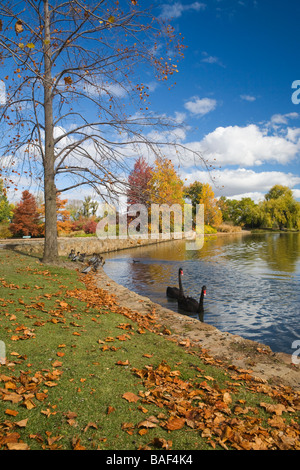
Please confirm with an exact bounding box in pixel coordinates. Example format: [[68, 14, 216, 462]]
[[166, 268, 183, 299], [178, 285, 207, 313]]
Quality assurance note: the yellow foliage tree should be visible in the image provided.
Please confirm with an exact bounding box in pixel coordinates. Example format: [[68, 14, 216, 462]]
[[148, 158, 184, 235], [148, 158, 184, 206], [184, 181, 222, 228]]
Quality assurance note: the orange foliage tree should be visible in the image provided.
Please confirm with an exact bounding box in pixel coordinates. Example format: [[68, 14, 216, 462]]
[[10, 190, 40, 237], [39, 193, 72, 235]]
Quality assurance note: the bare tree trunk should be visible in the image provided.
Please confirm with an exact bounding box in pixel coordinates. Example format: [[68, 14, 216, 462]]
[[42, 0, 58, 263]]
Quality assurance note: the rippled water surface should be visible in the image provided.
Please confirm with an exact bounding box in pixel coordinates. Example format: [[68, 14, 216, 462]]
[[103, 233, 300, 354]]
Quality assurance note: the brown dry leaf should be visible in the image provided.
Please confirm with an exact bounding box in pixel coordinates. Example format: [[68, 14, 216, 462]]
[[116, 360, 129, 366], [14, 18, 24, 34], [5, 409, 19, 417], [117, 334, 131, 341], [105, 336, 114, 342], [67, 419, 78, 427], [260, 402, 287, 416], [138, 416, 159, 429], [35, 392, 48, 402], [44, 381, 58, 388], [3, 392, 23, 404], [23, 398, 36, 410], [122, 392, 140, 403], [84, 422, 98, 432], [65, 411, 78, 420], [64, 77, 73, 86], [138, 405, 148, 414], [7, 442, 29, 450], [121, 422, 134, 435], [52, 360, 63, 367], [107, 406, 115, 415], [268, 415, 286, 429], [223, 392, 232, 405], [15, 418, 28, 428], [151, 437, 172, 449], [165, 417, 186, 431], [5, 380, 17, 390]]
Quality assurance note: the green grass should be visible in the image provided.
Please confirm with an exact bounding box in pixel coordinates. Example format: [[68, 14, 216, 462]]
[[0, 249, 299, 451]]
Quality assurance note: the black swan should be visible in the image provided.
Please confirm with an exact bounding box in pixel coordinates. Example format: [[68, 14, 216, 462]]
[[166, 268, 184, 299], [178, 285, 207, 313]]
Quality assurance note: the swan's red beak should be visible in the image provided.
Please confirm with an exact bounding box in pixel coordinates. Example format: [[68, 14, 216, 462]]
[[203, 290, 206, 296]]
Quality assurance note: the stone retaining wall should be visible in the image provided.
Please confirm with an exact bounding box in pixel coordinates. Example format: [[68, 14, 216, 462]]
[[0, 234, 190, 257]]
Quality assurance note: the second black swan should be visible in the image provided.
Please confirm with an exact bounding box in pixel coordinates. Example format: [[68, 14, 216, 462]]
[[178, 285, 207, 313]]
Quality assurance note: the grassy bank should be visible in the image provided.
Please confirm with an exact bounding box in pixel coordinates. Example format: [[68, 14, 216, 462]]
[[0, 249, 299, 451]]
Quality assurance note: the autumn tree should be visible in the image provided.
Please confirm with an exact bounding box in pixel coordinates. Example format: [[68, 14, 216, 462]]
[[10, 190, 40, 237], [127, 157, 153, 207], [149, 158, 184, 206], [147, 157, 184, 235], [39, 193, 72, 235], [184, 181, 222, 228], [0, 1, 204, 263]]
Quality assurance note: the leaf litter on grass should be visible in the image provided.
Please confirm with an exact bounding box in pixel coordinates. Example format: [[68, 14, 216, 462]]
[[0, 256, 300, 450]]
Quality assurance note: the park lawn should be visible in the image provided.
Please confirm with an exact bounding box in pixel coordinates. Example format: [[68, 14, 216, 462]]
[[0, 249, 299, 451]]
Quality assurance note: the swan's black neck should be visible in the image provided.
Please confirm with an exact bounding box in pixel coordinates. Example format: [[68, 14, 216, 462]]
[[197, 289, 206, 312], [178, 269, 184, 297]]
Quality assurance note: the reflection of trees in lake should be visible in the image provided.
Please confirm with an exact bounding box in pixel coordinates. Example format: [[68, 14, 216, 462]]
[[257, 233, 300, 273]]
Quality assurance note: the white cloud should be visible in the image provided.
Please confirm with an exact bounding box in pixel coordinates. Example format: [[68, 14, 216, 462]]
[[240, 94, 256, 102], [187, 124, 300, 166], [270, 112, 299, 125], [159, 2, 206, 19], [201, 52, 225, 67], [184, 97, 217, 116], [181, 168, 300, 199]]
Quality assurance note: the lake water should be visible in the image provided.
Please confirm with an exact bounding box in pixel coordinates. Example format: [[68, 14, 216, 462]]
[[103, 232, 300, 355]]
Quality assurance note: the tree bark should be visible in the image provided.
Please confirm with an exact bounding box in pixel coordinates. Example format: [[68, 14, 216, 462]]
[[42, 0, 58, 263]]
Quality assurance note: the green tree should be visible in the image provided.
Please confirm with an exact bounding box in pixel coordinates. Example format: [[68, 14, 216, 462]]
[[260, 185, 300, 230], [79, 197, 99, 219], [0, 180, 14, 223]]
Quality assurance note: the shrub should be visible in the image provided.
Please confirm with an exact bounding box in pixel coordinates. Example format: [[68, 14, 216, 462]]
[[83, 219, 97, 234], [0, 222, 13, 239]]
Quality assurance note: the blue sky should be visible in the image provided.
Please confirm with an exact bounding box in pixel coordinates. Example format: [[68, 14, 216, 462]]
[[1, 0, 300, 205], [147, 0, 300, 202]]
